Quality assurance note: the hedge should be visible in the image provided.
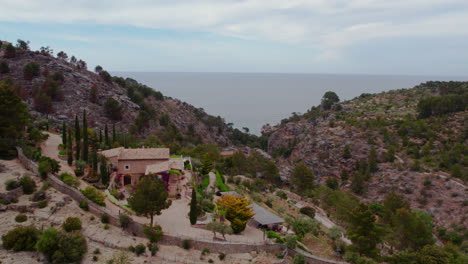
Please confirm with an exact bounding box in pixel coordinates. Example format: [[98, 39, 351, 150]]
[[215, 170, 230, 192]]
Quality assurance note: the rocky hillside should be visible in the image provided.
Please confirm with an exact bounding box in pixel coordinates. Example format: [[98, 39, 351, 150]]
[[265, 82, 467, 228], [0, 44, 232, 146]]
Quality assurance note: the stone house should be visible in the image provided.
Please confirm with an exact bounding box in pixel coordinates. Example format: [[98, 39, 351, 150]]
[[100, 147, 184, 197]]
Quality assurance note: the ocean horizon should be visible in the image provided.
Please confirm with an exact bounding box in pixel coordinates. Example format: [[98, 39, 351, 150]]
[[114, 72, 468, 135]]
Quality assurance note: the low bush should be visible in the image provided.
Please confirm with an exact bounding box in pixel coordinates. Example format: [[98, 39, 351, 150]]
[[143, 224, 163, 243], [285, 235, 297, 249], [59, 173, 79, 187], [202, 247, 210, 255], [119, 213, 131, 228], [15, 214, 27, 223], [79, 200, 89, 211], [5, 179, 20, 191], [134, 244, 146, 256], [218, 253, 226, 260], [51, 231, 87, 264], [62, 217, 82, 232], [19, 176, 36, 194], [299, 206, 316, 218], [293, 253, 305, 264], [58, 150, 67, 156], [182, 239, 191, 250], [101, 214, 109, 224], [103, 224, 109, 230], [23, 62, 40, 80], [199, 175, 210, 190], [31, 190, 46, 201], [148, 243, 158, 256], [81, 187, 106, 206], [266, 231, 284, 243], [38, 200, 48, 208], [215, 171, 230, 192], [1, 226, 40, 251], [276, 190, 288, 200]]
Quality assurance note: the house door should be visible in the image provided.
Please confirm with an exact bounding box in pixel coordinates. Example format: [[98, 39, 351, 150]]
[[123, 175, 132, 185]]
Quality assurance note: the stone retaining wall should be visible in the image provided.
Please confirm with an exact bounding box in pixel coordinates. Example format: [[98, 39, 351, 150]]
[[16, 147, 347, 263]]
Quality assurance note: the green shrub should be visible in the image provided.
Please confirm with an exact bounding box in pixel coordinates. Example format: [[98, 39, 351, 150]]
[[276, 190, 288, 200], [5, 179, 20, 191], [104, 97, 122, 120], [202, 247, 210, 255], [215, 171, 230, 192], [219, 253, 226, 260], [79, 200, 89, 211], [32, 190, 46, 201], [101, 214, 109, 224], [119, 213, 131, 229], [293, 254, 305, 264], [134, 244, 146, 256], [143, 224, 163, 243], [299, 206, 316, 218], [103, 224, 109, 230], [62, 217, 82, 232], [38, 200, 48, 208], [35, 228, 60, 259], [0, 60, 9, 73], [51, 231, 87, 264], [285, 235, 297, 249], [19, 176, 36, 194], [148, 243, 158, 256], [59, 173, 79, 187], [58, 150, 67, 155], [23, 62, 40, 80], [81, 187, 106, 206], [199, 175, 210, 190], [182, 239, 191, 250], [1, 226, 40, 251], [266, 231, 284, 243], [15, 214, 27, 223]]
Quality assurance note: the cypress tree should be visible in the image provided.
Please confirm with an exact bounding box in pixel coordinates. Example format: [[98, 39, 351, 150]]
[[99, 129, 103, 144], [104, 124, 109, 147], [74, 115, 80, 161], [100, 155, 108, 185], [91, 142, 98, 175], [189, 189, 198, 225], [67, 128, 73, 166], [62, 121, 66, 145], [112, 123, 116, 144], [82, 110, 88, 162]]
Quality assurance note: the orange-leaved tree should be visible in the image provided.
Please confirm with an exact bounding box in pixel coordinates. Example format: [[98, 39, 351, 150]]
[[216, 194, 255, 234]]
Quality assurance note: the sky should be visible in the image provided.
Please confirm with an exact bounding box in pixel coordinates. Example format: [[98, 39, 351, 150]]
[[1, 0, 468, 75]]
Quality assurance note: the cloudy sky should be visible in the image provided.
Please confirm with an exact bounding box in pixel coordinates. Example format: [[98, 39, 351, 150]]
[[1, 0, 468, 75]]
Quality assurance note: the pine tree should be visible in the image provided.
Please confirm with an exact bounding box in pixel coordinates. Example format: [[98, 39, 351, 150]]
[[82, 110, 88, 162], [62, 121, 67, 145], [112, 123, 116, 144], [74, 115, 80, 161], [104, 124, 109, 147], [347, 203, 383, 257], [67, 128, 73, 166], [291, 162, 315, 192], [189, 189, 198, 225]]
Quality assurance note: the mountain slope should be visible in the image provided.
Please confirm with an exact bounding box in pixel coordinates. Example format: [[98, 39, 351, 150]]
[[265, 82, 467, 227], [0, 46, 233, 146]]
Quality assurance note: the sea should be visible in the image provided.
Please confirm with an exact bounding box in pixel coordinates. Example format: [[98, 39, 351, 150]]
[[114, 72, 468, 135]]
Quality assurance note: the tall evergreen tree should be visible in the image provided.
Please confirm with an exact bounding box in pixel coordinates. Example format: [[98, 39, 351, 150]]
[[189, 189, 198, 225], [67, 128, 73, 166], [104, 124, 109, 147], [100, 155, 109, 185], [82, 110, 88, 162], [62, 121, 67, 145], [347, 203, 383, 257], [91, 142, 98, 175], [74, 115, 80, 161], [112, 123, 116, 144], [291, 162, 315, 192]]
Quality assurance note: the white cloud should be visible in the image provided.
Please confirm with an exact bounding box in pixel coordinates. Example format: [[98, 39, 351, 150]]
[[1, 0, 468, 60]]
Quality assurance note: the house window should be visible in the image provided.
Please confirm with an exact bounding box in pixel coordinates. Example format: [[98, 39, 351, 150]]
[[124, 165, 130, 170]]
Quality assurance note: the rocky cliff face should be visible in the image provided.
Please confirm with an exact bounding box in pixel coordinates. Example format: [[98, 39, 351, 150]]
[[0, 50, 230, 145], [266, 83, 467, 228]]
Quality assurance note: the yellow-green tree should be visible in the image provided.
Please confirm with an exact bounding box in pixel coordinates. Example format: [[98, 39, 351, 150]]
[[216, 194, 255, 234]]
